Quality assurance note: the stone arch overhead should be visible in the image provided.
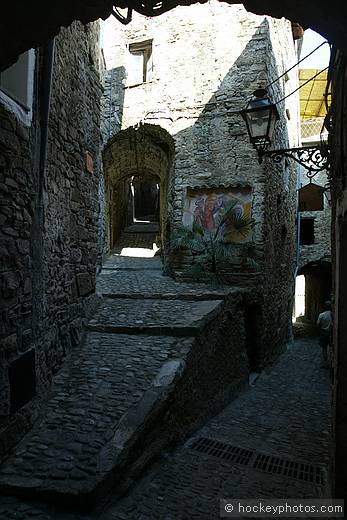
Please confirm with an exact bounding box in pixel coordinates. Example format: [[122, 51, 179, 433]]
[[297, 255, 331, 274], [1, 2, 347, 72], [103, 123, 175, 186]]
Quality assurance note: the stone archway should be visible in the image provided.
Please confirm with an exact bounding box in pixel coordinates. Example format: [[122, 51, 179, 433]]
[[1, 1, 347, 72], [103, 122, 175, 250]]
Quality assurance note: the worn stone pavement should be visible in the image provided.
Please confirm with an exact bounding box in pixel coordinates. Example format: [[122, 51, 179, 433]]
[[0, 336, 332, 519], [95, 337, 331, 520], [0, 228, 332, 519], [0, 229, 237, 517]]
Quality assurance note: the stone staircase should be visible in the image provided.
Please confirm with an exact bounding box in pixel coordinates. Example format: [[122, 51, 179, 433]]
[[0, 236, 247, 511], [111, 222, 160, 254]]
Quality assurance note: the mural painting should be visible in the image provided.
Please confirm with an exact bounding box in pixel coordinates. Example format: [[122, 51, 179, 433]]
[[183, 187, 253, 243]]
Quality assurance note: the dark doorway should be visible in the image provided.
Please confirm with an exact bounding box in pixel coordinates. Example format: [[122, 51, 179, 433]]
[[245, 305, 262, 372], [9, 349, 36, 414]]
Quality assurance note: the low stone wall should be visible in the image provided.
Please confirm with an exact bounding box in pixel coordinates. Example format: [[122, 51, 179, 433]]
[[95, 291, 248, 504]]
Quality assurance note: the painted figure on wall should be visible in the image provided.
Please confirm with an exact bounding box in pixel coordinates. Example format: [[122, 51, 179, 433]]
[[193, 198, 205, 228], [183, 187, 253, 243], [204, 194, 218, 230]]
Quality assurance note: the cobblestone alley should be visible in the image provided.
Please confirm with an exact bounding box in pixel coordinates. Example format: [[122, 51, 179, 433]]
[[0, 227, 332, 519], [96, 339, 331, 519]]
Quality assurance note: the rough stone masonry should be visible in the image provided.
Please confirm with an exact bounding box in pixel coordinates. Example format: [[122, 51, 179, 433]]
[[102, 2, 301, 365], [0, 21, 103, 459]]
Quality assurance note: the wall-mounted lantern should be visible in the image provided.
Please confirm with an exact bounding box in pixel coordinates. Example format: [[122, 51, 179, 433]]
[[240, 88, 280, 157], [241, 89, 330, 177]]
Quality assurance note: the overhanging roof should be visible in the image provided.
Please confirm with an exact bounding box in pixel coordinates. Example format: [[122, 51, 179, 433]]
[[299, 68, 329, 119]]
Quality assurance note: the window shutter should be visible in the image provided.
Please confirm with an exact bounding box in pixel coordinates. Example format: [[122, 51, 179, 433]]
[[127, 51, 143, 85], [146, 50, 153, 82]]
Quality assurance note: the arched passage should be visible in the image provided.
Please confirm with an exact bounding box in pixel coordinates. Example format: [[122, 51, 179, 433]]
[[103, 123, 175, 251]]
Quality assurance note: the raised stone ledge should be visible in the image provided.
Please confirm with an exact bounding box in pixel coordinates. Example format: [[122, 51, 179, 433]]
[[87, 298, 224, 336]]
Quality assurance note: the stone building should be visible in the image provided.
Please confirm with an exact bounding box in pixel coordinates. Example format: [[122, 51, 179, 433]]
[[102, 2, 301, 366], [295, 68, 331, 323], [1, 0, 347, 502], [0, 22, 103, 458]]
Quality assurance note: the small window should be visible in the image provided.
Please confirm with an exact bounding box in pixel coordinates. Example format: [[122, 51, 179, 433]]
[[9, 349, 36, 414], [0, 51, 33, 109], [127, 40, 153, 85], [300, 217, 315, 245]]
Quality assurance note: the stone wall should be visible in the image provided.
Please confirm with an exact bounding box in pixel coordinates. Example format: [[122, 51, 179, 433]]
[[330, 50, 347, 502], [298, 168, 332, 269], [38, 21, 103, 376], [0, 21, 103, 459], [257, 18, 300, 361], [0, 102, 36, 454], [102, 2, 300, 363], [98, 291, 248, 499]]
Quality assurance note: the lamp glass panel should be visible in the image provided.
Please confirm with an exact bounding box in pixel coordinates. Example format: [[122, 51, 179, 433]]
[[268, 109, 278, 140], [246, 107, 271, 138]]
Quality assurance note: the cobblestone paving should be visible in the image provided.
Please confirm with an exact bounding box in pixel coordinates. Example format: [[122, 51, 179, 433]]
[[0, 246, 234, 516], [0, 243, 332, 519], [0, 496, 83, 520], [96, 338, 332, 520], [97, 271, 234, 300], [0, 334, 192, 497], [87, 299, 223, 335], [123, 223, 159, 234], [102, 255, 162, 270], [198, 338, 331, 465]]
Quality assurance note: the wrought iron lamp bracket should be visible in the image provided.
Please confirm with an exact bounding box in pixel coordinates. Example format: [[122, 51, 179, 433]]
[[260, 145, 330, 178]]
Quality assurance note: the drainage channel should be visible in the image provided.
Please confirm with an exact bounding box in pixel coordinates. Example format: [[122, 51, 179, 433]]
[[188, 436, 254, 465], [187, 436, 325, 485]]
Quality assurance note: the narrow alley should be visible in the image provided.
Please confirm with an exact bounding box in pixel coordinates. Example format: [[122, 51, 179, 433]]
[[97, 338, 331, 520], [0, 229, 331, 519], [2, 0, 347, 513]]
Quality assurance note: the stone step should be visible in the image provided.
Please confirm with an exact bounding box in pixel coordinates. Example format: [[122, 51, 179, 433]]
[[123, 222, 159, 233], [0, 253, 243, 511], [102, 255, 162, 271], [0, 333, 194, 508], [111, 232, 158, 253], [97, 271, 239, 300], [87, 298, 224, 336]]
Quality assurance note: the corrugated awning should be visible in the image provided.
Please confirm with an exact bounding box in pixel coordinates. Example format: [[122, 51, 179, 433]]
[[299, 69, 329, 119]]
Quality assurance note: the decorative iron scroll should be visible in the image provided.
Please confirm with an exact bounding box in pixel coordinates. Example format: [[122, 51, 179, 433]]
[[114, 0, 205, 19], [262, 145, 330, 178]]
